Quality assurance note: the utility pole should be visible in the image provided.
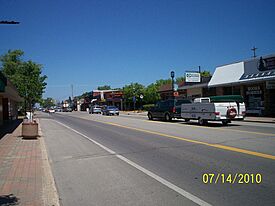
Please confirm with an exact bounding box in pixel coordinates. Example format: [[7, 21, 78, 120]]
[[198, 66, 201, 82], [251, 46, 257, 58], [71, 84, 74, 99]]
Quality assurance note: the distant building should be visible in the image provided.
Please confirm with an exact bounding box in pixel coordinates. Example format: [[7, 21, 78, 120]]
[[92, 90, 124, 110], [0, 72, 22, 125], [158, 78, 213, 100], [177, 77, 213, 99], [158, 81, 186, 100]]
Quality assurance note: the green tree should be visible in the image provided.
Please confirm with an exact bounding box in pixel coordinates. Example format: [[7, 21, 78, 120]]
[[0, 50, 47, 112], [200, 70, 211, 77], [40, 97, 55, 108], [143, 83, 160, 104], [176, 76, 185, 84], [123, 83, 145, 109], [97, 85, 111, 90], [155, 79, 172, 88]]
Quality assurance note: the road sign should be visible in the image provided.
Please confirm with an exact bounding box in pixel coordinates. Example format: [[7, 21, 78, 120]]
[[133, 96, 136, 102], [140, 94, 144, 99]]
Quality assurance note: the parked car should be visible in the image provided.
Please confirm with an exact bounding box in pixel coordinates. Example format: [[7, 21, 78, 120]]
[[62, 107, 72, 112], [101, 106, 119, 115], [89, 105, 101, 114], [147, 99, 191, 121], [55, 107, 62, 112], [48, 108, 55, 113]]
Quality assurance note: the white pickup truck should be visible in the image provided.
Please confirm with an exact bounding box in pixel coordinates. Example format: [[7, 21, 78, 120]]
[[181, 95, 246, 126]]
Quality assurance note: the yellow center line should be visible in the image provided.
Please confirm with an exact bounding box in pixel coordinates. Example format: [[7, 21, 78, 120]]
[[89, 118, 275, 160]]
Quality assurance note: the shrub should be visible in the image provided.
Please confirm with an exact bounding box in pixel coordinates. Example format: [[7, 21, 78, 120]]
[[142, 104, 155, 111]]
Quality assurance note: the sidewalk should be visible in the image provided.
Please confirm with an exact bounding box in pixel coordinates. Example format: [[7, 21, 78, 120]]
[[0, 121, 59, 206], [244, 116, 275, 124]]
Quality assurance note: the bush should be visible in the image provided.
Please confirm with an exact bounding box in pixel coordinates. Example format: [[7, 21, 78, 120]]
[[142, 104, 155, 111]]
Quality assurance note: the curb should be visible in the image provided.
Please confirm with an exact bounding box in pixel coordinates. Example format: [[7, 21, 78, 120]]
[[36, 118, 60, 206], [243, 120, 275, 124]]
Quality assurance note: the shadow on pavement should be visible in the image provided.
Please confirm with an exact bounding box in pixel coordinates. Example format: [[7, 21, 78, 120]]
[[0, 194, 19, 205], [0, 119, 22, 140]]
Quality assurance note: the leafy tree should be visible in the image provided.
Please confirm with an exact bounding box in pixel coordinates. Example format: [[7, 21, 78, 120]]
[[40, 97, 55, 108], [176, 76, 185, 84], [200, 70, 211, 77], [97, 85, 111, 90], [143, 83, 160, 104], [155, 79, 172, 89], [0, 50, 47, 112], [123, 83, 145, 109]]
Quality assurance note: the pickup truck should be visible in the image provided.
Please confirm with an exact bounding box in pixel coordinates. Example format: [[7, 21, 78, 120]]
[[147, 99, 191, 121], [181, 95, 246, 125]]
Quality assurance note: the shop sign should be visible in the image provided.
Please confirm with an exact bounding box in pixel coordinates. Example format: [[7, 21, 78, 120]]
[[266, 81, 275, 89], [185, 72, 201, 83], [246, 86, 262, 95], [258, 56, 275, 71]]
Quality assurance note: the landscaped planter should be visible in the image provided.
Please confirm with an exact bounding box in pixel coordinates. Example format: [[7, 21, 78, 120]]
[[22, 122, 38, 138]]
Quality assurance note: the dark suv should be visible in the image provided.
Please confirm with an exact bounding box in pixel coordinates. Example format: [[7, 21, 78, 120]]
[[147, 99, 191, 121]]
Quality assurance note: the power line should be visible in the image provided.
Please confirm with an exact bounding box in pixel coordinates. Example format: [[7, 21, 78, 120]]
[[0, 20, 20, 24]]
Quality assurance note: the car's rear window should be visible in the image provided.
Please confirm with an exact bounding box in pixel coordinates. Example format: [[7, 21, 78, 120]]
[[108, 106, 116, 109]]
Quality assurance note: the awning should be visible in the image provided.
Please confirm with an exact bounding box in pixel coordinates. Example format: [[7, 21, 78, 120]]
[[209, 54, 275, 87], [208, 61, 244, 87]]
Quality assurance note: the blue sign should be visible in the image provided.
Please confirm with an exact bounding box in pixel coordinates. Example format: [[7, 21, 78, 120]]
[[133, 96, 136, 102]]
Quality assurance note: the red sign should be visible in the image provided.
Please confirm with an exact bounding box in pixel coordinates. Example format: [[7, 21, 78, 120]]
[[173, 92, 179, 97]]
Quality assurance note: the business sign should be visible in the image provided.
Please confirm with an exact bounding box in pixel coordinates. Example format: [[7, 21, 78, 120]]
[[246, 86, 262, 95], [185, 72, 201, 83], [258, 56, 275, 71], [266, 81, 275, 89]]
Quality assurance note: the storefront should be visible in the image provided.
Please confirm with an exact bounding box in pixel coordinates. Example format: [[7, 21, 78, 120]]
[[92, 90, 124, 110], [0, 72, 22, 125], [209, 54, 275, 116]]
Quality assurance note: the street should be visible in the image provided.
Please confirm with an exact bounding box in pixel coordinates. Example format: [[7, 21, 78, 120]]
[[39, 111, 275, 206]]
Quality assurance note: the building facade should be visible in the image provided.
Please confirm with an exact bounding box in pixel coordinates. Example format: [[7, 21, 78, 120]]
[[92, 90, 124, 110], [209, 54, 275, 116], [0, 72, 22, 125]]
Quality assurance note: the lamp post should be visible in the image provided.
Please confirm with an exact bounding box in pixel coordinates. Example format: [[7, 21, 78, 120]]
[[170, 70, 175, 94]]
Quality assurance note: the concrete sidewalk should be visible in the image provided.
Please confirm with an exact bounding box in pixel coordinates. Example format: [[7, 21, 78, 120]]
[[243, 116, 275, 124], [0, 121, 59, 206]]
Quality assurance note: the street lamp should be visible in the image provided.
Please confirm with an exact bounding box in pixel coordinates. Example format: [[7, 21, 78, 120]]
[[170, 71, 175, 92]]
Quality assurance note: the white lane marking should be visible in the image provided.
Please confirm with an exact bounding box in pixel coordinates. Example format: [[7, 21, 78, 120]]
[[54, 120, 212, 206]]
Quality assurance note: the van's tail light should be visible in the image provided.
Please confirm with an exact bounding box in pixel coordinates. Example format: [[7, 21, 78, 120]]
[[242, 111, 246, 115], [214, 111, 220, 116], [172, 107, 176, 113]]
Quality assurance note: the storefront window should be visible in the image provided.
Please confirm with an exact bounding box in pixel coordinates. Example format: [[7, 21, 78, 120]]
[[245, 85, 264, 115]]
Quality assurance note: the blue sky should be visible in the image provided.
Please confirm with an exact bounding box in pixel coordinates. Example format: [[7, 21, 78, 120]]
[[1, 0, 275, 100]]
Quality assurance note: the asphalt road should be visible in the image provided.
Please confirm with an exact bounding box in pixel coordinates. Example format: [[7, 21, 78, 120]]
[[39, 111, 275, 206]]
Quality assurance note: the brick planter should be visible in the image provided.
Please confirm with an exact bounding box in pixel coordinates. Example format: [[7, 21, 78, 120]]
[[22, 122, 38, 138]]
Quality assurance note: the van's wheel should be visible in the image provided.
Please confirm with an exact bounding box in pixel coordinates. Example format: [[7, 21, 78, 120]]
[[165, 113, 172, 121], [198, 118, 206, 125], [184, 119, 190, 122], [148, 113, 153, 120], [222, 120, 228, 126]]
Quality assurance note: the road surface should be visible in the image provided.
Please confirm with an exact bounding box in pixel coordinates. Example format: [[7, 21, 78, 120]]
[[39, 111, 275, 206]]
